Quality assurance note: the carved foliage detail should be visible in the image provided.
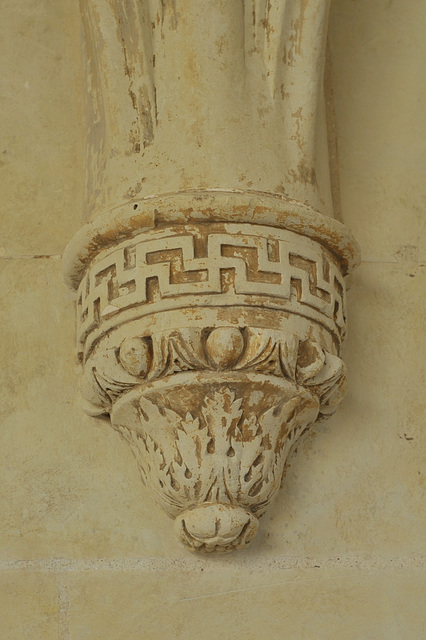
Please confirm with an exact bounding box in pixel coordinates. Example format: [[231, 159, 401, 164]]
[[118, 385, 317, 519], [81, 328, 346, 420]]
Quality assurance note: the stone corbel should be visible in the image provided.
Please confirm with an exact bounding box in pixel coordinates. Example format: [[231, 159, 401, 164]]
[[64, 1, 360, 553]]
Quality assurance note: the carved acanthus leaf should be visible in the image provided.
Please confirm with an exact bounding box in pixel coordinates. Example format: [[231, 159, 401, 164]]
[[117, 384, 318, 519]]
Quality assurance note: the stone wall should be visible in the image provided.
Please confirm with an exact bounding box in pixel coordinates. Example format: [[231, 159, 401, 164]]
[[0, 0, 424, 637]]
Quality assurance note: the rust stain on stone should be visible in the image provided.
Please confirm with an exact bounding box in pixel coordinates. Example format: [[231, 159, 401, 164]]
[[116, 1, 157, 150], [293, 0, 308, 56], [287, 162, 317, 187], [161, 0, 178, 30], [261, 0, 275, 47]]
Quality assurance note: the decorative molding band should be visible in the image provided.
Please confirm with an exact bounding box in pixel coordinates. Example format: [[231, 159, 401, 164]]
[[63, 190, 359, 290], [76, 223, 347, 358]]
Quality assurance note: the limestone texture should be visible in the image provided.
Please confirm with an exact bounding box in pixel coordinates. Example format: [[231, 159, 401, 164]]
[[0, 0, 425, 637]]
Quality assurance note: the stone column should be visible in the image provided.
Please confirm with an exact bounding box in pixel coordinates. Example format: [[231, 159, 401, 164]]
[[64, 0, 360, 553]]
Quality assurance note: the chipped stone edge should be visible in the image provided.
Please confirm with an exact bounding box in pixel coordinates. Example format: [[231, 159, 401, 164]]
[[62, 189, 361, 290]]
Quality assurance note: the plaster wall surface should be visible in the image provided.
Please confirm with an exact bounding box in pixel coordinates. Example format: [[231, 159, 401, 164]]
[[0, 0, 425, 638]]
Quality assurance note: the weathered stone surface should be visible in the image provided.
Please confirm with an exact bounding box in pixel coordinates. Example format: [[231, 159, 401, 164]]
[[79, 0, 334, 221], [64, 1, 359, 552], [1, 0, 425, 636], [65, 567, 426, 640], [0, 572, 59, 640]]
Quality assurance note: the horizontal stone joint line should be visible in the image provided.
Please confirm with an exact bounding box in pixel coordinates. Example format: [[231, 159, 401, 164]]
[[1, 556, 423, 573]]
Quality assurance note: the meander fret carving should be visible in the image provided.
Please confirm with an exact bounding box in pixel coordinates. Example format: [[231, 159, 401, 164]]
[[77, 225, 346, 350], [75, 223, 352, 554]]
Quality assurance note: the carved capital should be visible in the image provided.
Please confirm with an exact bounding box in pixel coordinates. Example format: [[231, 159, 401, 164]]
[[66, 2, 360, 553], [67, 209, 356, 553]]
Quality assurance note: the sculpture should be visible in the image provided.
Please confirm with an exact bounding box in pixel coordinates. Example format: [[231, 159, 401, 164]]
[[64, 0, 360, 553]]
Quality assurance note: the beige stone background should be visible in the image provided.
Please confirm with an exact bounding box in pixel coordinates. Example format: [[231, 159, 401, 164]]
[[1, 0, 425, 638]]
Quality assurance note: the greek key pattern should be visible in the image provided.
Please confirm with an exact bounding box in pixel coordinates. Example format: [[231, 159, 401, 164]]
[[77, 225, 346, 346]]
